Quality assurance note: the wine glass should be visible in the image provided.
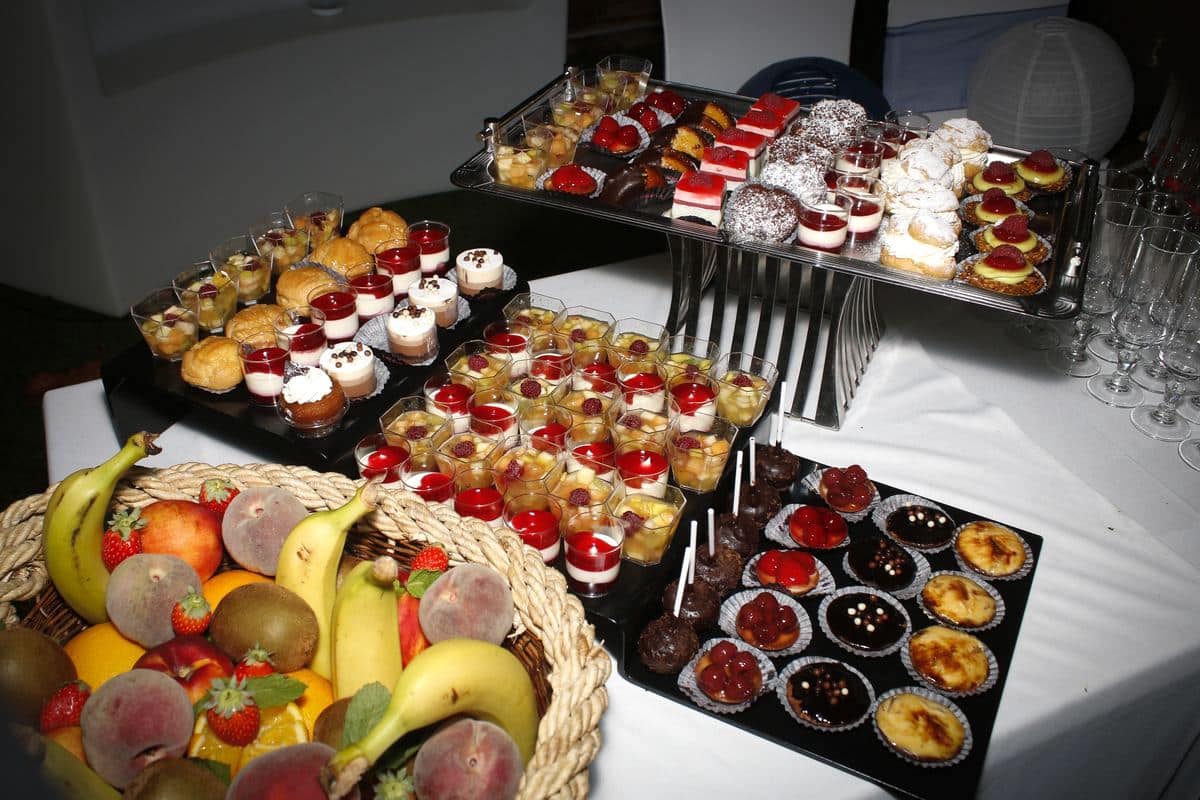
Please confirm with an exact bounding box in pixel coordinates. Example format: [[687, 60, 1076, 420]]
[[1133, 191, 1192, 230], [1095, 168, 1145, 205], [1049, 201, 1149, 376], [1087, 227, 1200, 407], [1130, 258, 1200, 441]]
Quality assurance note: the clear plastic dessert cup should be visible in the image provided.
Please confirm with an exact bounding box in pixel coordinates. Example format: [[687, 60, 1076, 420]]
[[237, 340, 287, 406], [883, 109, 932, 142], [373, 240, 422, 300], [607, 484, 686, 566], [484, 319, 533, 378], [529, 331, 575, 388], [596, 55, 652, 110], [131, 287, 198, 361], [273, 306, 327, 367], [568, 66, 620, 113], [504, 493, 564, 564], [797, 189, 851, 253], [553, 305, 615, 343], [354, 432, 409, 484], [350, 272, 395, 322], [467, 387, 521, 441], [503, 292, 566, 333], [380, 395, 450, 454], [400, 451, 457, 503], [667, 372, 721, 433], [210, 235, 271, 305], [436, 419, 504, 469], [493, 141, 549, 189], [250, 211, 309, 274], [859, 121, 903, 161], [607, 317, 668, 360], [563, 511, 625, 597], [836, 175, 886, 242], [453, 466, 505, 527], [446, 340, 513, 393], [668, 417, 738, 493], [423, 371, 477, 434], [609, 391, 672, 447], [836, 137, 885, 176], [407, 220, 451, 277], [664, 334, 721, 377], [285, 191, 343, 248], [616, 359, 668, 411], [307, 284, 359, 344], [550, 91, 605, 133], [494, 442, 565, 498], [173, 264, 238, 334], [519, 402, 573, 452], [565, 421, 617, 479], [571, 342, 624, 396], [524, 120, 581, 168], [615, 439, 671, 499], [713, 352, 779, 426]]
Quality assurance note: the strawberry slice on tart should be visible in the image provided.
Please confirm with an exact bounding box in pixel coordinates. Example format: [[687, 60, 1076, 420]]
[[961, 243, 1045, 296]]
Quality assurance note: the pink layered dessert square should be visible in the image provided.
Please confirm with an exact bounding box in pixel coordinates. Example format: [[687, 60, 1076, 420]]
[[671, 171, 726, 226], [716, 128, 767, 177], [751, 92, 801, 125], [735, 109, 784, 139], [700, 146, 749, 189]]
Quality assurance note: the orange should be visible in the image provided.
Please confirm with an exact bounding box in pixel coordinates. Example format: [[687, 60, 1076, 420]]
[[188, 713, 243, 774], [45, 726, 86, 764], [284, 668, 333, 735], [202, 569, 271, 610], [188, 702, 308, 776], [63, 623, 145, 689]]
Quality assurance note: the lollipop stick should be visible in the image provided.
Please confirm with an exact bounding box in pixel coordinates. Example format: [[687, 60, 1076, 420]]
[[776, 381, 788, 445], [749, 437, 757, 486], [688, 521, 697, 583], [707, 508, 715, 556], [673, 548, 692, 616], [732, 451, 744, 515]]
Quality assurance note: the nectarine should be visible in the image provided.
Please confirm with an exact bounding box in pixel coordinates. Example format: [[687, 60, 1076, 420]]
[[139, 500, 223, 581]]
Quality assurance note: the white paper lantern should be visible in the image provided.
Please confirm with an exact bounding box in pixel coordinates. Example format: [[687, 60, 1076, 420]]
[[967, 17, 1133, 158]]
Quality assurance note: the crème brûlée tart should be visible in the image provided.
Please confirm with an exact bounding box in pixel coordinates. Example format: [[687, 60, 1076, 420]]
[[962, 187, 1030, 228], [907, 625, 991, 693], [921, 573, 997, 628], [969, 160, 1030, 200], [959, 244, 1045, 297], [955, 520, 1028, 577], [874, 692, 967, 763], [972, 215, 1049, 265], [1015, 148, 1070, 193]]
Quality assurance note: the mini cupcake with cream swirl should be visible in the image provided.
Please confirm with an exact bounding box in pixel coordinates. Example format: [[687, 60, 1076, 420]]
[[278, 365, 348, 437]]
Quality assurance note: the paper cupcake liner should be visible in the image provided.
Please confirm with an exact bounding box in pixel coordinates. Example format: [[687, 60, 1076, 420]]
[[742, 551, 837, 598], [951, 521, 1035, 582], [916, 571, 1007, 632], [900, 627, 999, 698], [775, 657, 876, 733], [800, 468, 879, 523], [871, 493, 956, 553], [817, 586, 911, 659], [954, 252, 1048, 297], [353, 314, 439, 367], [446, 264, 519, 292], [870, 686, 974, 768], [971, 228, 1053, 266], [840, 546, 930, 601], [534, 165, 607, 199], [958, 193, 1034, 229], [676, 637, 778, 715], [764, 504, 851, 551], [580, 113, 651, 159], [717, 589, 813, 658]]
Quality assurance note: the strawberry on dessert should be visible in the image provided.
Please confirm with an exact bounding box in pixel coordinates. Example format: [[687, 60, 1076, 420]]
[[671, 171, 726, 226], [971, 160, 1029, 199], [646, 88, 687, 117], [817, 465, 876, 514], [735, 591, 801, 651], [755, 549, 820, 596], [750, 92, 801, 126], [590, 115, 643, 155], [961, 243, 1044, 296], [976, 214, 1048, 264], [544, 164, 599, 196], [627, 101, 663, 134], [736, 108, 785, 139], [1015, 148, 1069, 191], [787, 505, 849, 548], [693, 641, 763, 705], [965, 187, 1029, 227], [700, 146, 749, 189], [716, 128, 768, 177]]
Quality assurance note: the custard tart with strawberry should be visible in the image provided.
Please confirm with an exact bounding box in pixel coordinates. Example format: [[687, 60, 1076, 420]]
[[961, 188, 1033, 228], [958, 244, 1045, 296], [969, 160, 1030, 200], [972, 215, 1050, 265], [1014, 148, 1071, 193]]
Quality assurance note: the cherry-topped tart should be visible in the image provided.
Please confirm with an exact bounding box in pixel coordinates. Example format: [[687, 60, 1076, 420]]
[[961, 244, 1044, 296], [965, 187, 1029, 227], [545, 164, 598, 196], [755, 549, 819, 596], [1015, 148, 1068, 192], [788, 505, 849, 548], [590, 115, 642, 155], [693, 641, 763, 704], [971, 160, 1029, 199], [976, 214, 1048, 264], [736, 591, 800, 651], [818, 465, 876, 513]]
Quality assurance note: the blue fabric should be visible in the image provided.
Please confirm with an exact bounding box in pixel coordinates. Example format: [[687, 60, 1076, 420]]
[[882, 5, 1067, 112], [738, 57, 891, 120]]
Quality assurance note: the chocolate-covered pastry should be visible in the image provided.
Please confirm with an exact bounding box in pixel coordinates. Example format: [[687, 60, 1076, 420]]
[[785, 662, 872, 728], [885, 504, 955, 550], [737, 483, 783, 529], [677, 100, 734, 131], [637, 612, 700, 674], [847, 537, 917, 592], [648, 124, 712, 160], [693, 545, 744, 596], [825, 592, 906, 653], [755, 442, 802, 490], [661, 578, 720, 631], [599, 163, 669, 207], [634, 146, 699, 175], [715, 512, 758, 560]]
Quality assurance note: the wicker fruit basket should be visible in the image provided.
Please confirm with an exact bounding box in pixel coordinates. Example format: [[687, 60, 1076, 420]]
[[0, 461, 611, 799]]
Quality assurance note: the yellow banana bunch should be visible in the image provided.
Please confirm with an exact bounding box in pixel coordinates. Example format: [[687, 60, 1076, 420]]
[[331, 557, 403, 700], [43, 432, 160, 623]]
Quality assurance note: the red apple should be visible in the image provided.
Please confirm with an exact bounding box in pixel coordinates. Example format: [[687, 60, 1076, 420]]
[[133, 635, 234, 704], [397, 573, 431, 667], [139, 500, 223, 581]]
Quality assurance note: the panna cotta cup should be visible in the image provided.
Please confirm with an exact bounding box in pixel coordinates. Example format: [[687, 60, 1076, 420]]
[[350, 272, 395, 322], [353, 432, 409, 484], [566, 421, 617, 479], [385, 304, 439, 365], [408, 275, 459, 328], [615, 439, 670, 499], [859, 121, 902, 162], [616, 359, 667, 412], [407, 220, 451, 277], [173, 264, 237, 334], [210, 235, 271, 305], [468, 387, 521, 442], [285, 191, 343, 248], [237, 340, 287, 406], [519, 403, 573, 452], [455, 248, 505, 296], [273, 306, 327, 367], [380, 395, 450, 454], [423, 371, 476, 434], [667, 372, 720, 433], [571, 342, 623, 395], [131, 288, 198, 361], [453, 466, 506, 528], [883, 109, 932, 143], [373, 240, 422, 301], [667, 417, 738, 493], [250, 211, 309, 275], [606, 317, 668, 361], [836, 175, 886, 242], [529, 332, 575, 388], [399, 451, 457, 503], [503, 292, 566, 333], [484, 319, 533, 378], [307, 284, 359, 344], [836, 136, 885, 176], [607, 484, 686, 566], [797, 189, 851, 253], [563, 511, 625, 596], [505, 493, 564, 564]]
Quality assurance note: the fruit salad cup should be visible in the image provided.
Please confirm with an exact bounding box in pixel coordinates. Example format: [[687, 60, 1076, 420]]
[[399, 451, 457, 503], [556, 388, 614, 427], [571, 342, 624, 396], [380, 395, 451, 454], [608, 392, 671, 447], [210, 235, 271, 305], [250, 211, 309, 275], [607, 484, 686, 566], [173, 264, 238, 334], [524, 120, 581, 169], [435, 420, 503, 470], [493, 142, 549, 190], [131, 288, 198, 361], [504, 493, 564, 564], [272, 306, 327, 367], [550, 91, 606, 134], [528, 331, 574, 388], [467, 387, 521, 442], [354, 432, 409, 484], [667, 372, 720, 433], [565, 421, 617, 480], [606, 317, 668, 361], [713, 352, 779, 427], [668, 418, 738, 493], [518, 402, 572, 452], [285, 191, 343, 248], [446, 340, 513, 393], [563, 511, 625, 596], [664, 334, 722, 378], [596, 55, 652, 111], [568, 67, 619, 113], [483, 319, 533, 378], [494, 443, 565, 498], [550, 465, 616, 520], [554, 305, 615, 343], [503, 292, 566, 333], [510, 373, 567, 407], [423, 371, 476, 434], [453, 466, 505, 528], [615, 439, 670, 499]]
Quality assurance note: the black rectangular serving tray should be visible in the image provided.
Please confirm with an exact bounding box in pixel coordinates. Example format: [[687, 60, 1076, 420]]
[[451, 72, 1097, 319], [572, 418, 1040, 800], [101, 280, 529, 476]]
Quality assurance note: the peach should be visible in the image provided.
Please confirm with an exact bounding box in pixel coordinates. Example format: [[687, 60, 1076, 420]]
[[418, 564, 514, 646], [106, 554, 201, 648], [227, 742, 359, 800], [140, 500, 223, 581], [133, 635, 234, 704], [413, 719, 523, 800], [221, 487, 308, 576]]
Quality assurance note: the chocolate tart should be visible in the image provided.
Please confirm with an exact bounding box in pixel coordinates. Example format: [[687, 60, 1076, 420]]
[[846, 536, 918, 593], [882, 502, 956, 550], [820, 589, 909, 656], [783, 659, 873, 730]]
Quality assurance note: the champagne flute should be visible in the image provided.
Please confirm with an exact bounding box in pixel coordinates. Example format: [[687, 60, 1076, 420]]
[[1130, 259, 1200, 441]]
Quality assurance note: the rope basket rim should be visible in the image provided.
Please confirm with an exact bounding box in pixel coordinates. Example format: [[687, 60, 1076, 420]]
[[0, 460, 610, 800]]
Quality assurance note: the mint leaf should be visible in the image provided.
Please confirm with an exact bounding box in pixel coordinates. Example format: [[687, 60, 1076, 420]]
[[189, 757, 231, 785], [405, 569, 442, 599], [245, 674, 306, 708], [342, 682, 391, 747]]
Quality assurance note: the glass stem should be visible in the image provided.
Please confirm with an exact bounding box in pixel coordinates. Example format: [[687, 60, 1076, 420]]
[[1152, 380, 1185, 425], [1106, 342, 1140, 392], [1067, 315, 1096, 361]]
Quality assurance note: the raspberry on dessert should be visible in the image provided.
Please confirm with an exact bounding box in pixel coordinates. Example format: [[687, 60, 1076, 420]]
[[684, 363, 700, 377], [986, 245, 1028, 270], [629, 339, 649, 355], [621, 510, 645, 531], [451, 440, 475, 458], [570, 329, 586, 343], [675, 436, 701, 450], [568, 488, 591, 507], [580, 397, 603, 415], [980, 187, 1015, 212], [519, 379, 542, 398], [1024, 149, 1058, 172], [731, 373, 754, 388], [983, 161, 1017, 183], [467, 354, 489, 371], [404, 425, 428, 441], [619, 412, 643, 429], [504, 460, 523, 479]]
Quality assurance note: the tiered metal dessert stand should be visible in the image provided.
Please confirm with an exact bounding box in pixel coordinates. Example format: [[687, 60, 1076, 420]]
[[451, 71, 1099, 429]]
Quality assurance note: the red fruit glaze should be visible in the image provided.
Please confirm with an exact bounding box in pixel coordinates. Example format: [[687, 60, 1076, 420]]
[[980, 188, 1017, 214], [984, 245, 1028, 271], [1024, 149, 1058, 173], [994, 215, 1030, 243], [982, 161, 1018, 184]]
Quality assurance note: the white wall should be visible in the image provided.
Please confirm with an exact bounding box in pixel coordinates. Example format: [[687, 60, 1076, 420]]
[[3, 0, 566, 315]]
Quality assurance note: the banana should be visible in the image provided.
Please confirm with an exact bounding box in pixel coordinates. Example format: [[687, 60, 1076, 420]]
[[43, 431, 160, 623], [274, 480, 379, 679], [323, 638, 540, 799], [36, 733, 121, 800], [331, 557, 403, 700]]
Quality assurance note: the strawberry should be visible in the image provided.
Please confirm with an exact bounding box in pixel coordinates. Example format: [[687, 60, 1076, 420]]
[[994, 214, 1029, 242], [411, 545, 449, 573], [198, 478, 239, 519], [170, 586, 212, 636], [776, 553, 816, 587], [597, 115, 619, 135], [614, 125, 641, 153], [591, 129, 616, 150], [548, 164, 597, 196], [101, 507, 145, 572], [203, 677, 260, 746], [234, 645, 275, 681], [1025, 149, 1057, 172], [40, 681, 90, 733]]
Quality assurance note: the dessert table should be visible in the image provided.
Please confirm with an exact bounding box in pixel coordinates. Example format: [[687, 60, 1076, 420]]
[[44, 255, 1200, 799]]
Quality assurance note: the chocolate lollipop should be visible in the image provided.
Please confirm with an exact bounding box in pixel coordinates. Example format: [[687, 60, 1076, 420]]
[[637, 547, 700, 674], [693, 509, 744, 595]]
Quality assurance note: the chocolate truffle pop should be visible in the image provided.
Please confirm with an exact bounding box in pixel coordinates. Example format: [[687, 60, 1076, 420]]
[[750, 437, 757, 485], [775, 381, 788, 444]]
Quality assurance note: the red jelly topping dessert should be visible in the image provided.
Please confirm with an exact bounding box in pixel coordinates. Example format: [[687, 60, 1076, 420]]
[[547, 165, 597, 195], [737, 109, 783, 136], [755, 549, 819, 595], [616, 448, 669, 478], [819, 465, 874, 512], [622, 371, 665, 396], [532, 353, 569, 381], [787, 505, 849, 548], [530, 422, 568, 449], [751, 92, 800, 122], [432, 383, 472, 414], [573, 440, 616, 470], [982, 161, 1018, 184], [675, 170, 726, 201], [486, 331, 528, 352], [455, 485, 504, 522], [993, 215, 1031, 243], [360, 444, 409, 483], [647, 89, 687, 117], [415, 472, 454, 503], [983, 245, 1028, 271], [702, 146, 749, 171], [1023, 149, 1058, 173], [980, 188, 1017, 214], [717, 127, 767, 151]]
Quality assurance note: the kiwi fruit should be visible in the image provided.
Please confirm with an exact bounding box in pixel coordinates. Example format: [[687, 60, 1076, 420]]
[[312, 697, 352, 748], [0, 628, 77, 726], [208, 583, 318, 672]]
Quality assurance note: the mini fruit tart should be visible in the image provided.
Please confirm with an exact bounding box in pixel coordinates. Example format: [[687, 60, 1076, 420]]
[[957, 245, 1046, 297], [688, 639, 768, 707], [1015, 148, 1072, 194], [972, 215, 1051, 265], [960, 188, 1033, 228], [583, 114, 650, 158], [535, 164, 606, 199], [968, 160, 1030, 201], [752, 549, 821, 597], [787, 505, 849, 549], [732, 590, 803, 651], [817, 464, 877, 515]]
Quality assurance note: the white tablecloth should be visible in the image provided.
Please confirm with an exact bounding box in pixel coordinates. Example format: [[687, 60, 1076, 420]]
[[44, 255, 1200, 799]]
